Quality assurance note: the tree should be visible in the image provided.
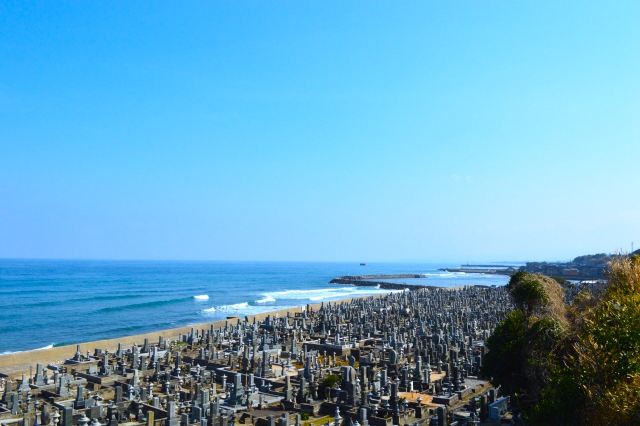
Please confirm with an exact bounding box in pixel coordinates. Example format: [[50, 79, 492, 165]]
[[489, 257, 640, 425], [482, 310, 527, 396], [532, 255, 640, 425], [483, 272, 568, 411]]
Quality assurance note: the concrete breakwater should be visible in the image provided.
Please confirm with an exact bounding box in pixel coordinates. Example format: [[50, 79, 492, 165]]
[[440, 267, 603, 281], [440, 267, 514, 275], [338, 274, 427, 279], [330, 273, 427, 290]]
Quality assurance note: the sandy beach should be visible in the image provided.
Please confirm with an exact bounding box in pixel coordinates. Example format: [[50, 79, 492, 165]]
[[0, 285, 471, 380]]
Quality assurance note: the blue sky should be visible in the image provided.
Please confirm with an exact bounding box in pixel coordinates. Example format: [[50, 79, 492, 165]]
[[1, 1, 639, 262]]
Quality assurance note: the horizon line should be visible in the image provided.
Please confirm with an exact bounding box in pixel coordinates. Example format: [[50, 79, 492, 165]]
[[0, 256, 538, 264]]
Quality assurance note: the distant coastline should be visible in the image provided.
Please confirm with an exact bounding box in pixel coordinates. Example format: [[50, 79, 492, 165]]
[[438, 250, 638, 281]]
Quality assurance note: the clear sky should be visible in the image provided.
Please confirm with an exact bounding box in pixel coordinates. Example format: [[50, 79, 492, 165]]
[[1, 1, 639, 262]]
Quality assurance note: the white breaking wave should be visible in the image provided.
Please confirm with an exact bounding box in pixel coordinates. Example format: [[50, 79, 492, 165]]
[[200, 303, 292, 318], [202, 301, 250, 315], [1, 343, 54, 355], [269, 287, 355, 297], [199, 286, 405, 319], [307, 288, 403, 301], [218, 302, 249, 310], [194, 295, 210, 300], [260, 286, 403, 302]]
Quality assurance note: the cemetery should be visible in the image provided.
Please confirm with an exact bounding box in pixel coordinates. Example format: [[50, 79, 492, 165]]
[[0, 286, 516, 426]]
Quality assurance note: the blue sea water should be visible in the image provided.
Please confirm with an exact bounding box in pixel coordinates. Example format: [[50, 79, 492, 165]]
[[0, 260, 510, 353]]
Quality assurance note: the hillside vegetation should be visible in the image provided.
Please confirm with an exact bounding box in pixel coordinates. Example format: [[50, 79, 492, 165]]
[[572, 249, 639, 265], [526, 249, 639, 269], [482, 255, 640, 425]]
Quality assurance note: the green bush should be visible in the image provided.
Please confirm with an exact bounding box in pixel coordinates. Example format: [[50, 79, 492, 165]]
[[511, 275, 549, 314], [550, 276, 569, 286], [482, 311, 527, 396], [507, 271, 528, 290], [483, 273, 567, 411], [533, 257, 640, 424], [318, 374, 341, 394], [490, 257, 640, 424]]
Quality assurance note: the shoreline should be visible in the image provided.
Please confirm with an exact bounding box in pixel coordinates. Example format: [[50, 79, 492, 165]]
[[0, 304, 307, 375], [0, 285, 465, 377]]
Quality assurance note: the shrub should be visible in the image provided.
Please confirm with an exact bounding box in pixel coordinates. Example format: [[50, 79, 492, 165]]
[[318, 374, 341, 394], [536, 255, 640, 424], [482, 311, 527, 396], [483, 273, 568, 411], [509, 256, 640, 425], [511, 275, 549, 314]]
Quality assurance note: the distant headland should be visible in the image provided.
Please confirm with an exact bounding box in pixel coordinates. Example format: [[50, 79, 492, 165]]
[[440, 250, 640, 281]]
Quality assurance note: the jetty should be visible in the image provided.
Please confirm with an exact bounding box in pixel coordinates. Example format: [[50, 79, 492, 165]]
[[439, 267, 516, 275], [329, 274, 428, 290]]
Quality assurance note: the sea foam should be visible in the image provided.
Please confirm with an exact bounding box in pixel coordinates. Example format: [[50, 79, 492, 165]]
[[255, 295, 276, 303], [219, 302, 249, 310], [263, 286, 403, 302], [194, 295, 209, 300], [265, 287, 357, 299], [307, 287, 403, 301], [202, 301, 249, 314], [1, 343, 54, 355]]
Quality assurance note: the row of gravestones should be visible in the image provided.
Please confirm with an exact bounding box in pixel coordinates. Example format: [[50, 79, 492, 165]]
[[2, 286, 513, 426]]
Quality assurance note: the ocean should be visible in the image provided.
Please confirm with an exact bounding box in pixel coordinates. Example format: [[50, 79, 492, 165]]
[[0, 260, 510, 353]]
